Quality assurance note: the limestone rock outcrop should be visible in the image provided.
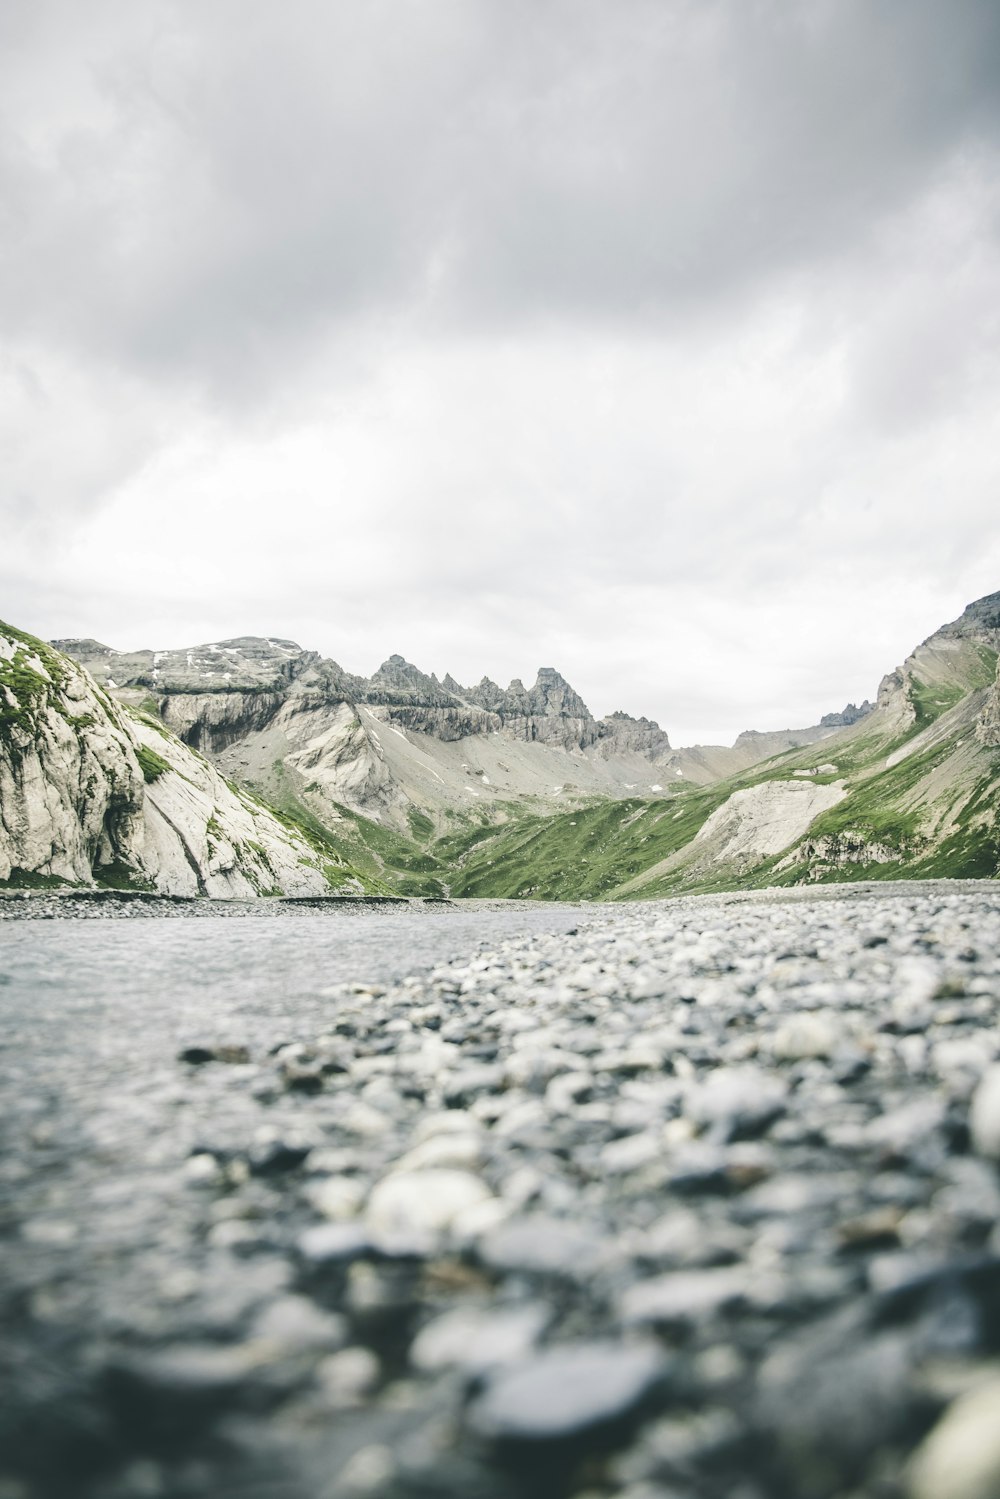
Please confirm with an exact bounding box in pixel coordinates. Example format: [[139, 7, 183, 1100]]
[[2, 624, 342, 895]]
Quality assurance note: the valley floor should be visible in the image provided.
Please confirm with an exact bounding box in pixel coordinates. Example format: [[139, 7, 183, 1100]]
[[2, 886, 1000, 1498]]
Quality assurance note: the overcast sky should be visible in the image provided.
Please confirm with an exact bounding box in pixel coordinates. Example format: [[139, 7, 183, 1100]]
[[3, 0, 999, 745]]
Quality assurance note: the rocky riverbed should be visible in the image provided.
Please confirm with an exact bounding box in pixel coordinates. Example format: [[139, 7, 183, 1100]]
[[2, 883, 1000, 1499]]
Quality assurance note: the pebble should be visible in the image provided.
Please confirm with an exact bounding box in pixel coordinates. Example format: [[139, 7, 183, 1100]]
[[316, 1347, 381, 1407], [771, 1011, 842, 1060], [365, 1168, 493, 1251], [685, 1066, 788, 1139], [619, 1267, 751, 1328], [409, 1302, 549, 1373], [306, 1175, 367, 1221], [6, 883, 1000, 1499], [479, 1213, 613, 1279], [249, 1294, 347, 1352], [468, 1341, 666, 1445], [298, 1222, 371, 1265], [969, 1065, 1000, 1160], [907, 1378, 1000, 1499]]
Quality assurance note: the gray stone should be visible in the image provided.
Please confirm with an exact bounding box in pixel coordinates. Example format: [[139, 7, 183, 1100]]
[[468, 1341, 665, 1444], [907, 1379, 1000, 1499], [365, 1169, 493, 1252], [409, 1303, 549, 1374], [298, 1222, 371, 1265], [478, 1214, 611, 1278], [620, 1268, 750, 1328], [685, 1066, 787, 1139], [969, 1066, 1000, 1160]]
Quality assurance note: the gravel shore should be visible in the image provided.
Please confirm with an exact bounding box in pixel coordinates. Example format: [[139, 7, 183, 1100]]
[[2, 882, 1000, 1499]]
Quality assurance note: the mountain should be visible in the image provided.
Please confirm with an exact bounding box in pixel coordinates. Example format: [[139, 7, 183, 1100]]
[[0, 623, 372, 895], [439, 593, 1000, 898], [54, 635, 858, 842], [54, 639, 678, 832], [4, 593, 996, 898]]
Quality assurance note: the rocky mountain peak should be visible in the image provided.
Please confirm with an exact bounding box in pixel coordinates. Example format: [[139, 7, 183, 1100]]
[[526, 668, 591, 720], [932, 590, 1000, 647], [362, 656, 459, 708], [820, 701, 875, 728], [463, 677, 508, 713]]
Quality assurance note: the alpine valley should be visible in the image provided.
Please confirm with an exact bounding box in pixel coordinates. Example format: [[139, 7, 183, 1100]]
[[2, 592, 999, 899]]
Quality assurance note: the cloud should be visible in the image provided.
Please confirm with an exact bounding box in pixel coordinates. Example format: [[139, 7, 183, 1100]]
[[2, 0, 1000, 743], [3, 0, 1000, 389]]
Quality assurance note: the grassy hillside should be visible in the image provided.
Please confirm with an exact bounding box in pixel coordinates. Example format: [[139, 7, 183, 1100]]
[[357, 650, 999, 900]]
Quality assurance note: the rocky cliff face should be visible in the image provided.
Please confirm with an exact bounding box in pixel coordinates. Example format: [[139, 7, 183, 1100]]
[[54, 638, 682, 823], [871, 593, 1000, 733], [2, 625, 348, 895], [2, 628, 145, 887], [977, 659, 1000, 747], [934, 590, 1000, 647]]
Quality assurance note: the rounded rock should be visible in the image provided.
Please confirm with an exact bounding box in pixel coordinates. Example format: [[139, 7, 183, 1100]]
[[907, 1379, 1000, 1499], [366, 1169, 493, 1251], [468, 1341, 665, 1446], [969, 1066, 1000, 1160]]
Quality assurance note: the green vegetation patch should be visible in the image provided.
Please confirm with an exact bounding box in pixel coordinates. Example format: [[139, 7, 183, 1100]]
[[407, 809, 434, 839], [261, 793, 402, 896], [0, 867, 78, 890], [0, 623, 68, 742], [800, 734, 960, 853], [908, 676, 968, 730], [135, 744, 171, 783], [93, 860, 155, 892], [443, 787, 727, 900]]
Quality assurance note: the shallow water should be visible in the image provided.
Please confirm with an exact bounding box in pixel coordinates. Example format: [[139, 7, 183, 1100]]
[[0, 905, 588, 1081]]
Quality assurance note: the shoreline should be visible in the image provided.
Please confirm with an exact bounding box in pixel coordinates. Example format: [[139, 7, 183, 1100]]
[[1, 876, 998, 920]]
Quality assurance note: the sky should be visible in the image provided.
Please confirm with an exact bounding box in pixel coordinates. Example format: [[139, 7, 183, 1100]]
[[2, 0, 1000, 746]]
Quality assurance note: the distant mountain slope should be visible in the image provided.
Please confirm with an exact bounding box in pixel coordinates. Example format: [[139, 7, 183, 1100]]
[[439, 593, 1000, 898], [1, 624, 372, 895]]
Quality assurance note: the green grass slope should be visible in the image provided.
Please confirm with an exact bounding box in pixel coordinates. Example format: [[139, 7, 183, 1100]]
[[616, 654, 1000, 898], [363, 637, 1000, 902]]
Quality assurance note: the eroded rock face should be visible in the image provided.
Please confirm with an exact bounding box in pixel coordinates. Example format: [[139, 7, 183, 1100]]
[[976, 659, 1000, 748], [691, 780, 848, 865], [593, 712, 673, 759], [934, 589, 1000, 647], [360, 656, 459, 709], [1, 629, 145, 885], [53, 635, 316, 694], [786, 829, 904, 874], [1, 624, 336, 895]]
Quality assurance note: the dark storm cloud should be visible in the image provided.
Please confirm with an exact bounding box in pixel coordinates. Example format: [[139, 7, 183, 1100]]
[[2, 0, 1000, 393]]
